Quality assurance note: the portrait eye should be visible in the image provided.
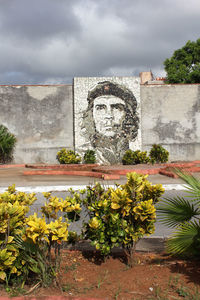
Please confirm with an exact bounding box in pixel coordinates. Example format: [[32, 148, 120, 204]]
[[111, 104, 125, 111], [95, 104, 106, 111]]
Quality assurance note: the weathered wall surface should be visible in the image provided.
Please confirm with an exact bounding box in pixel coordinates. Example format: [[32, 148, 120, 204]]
[[141, 84, 200, 161], [74, 77, 141, 164], [0, 85, 73, 163], [0, 81, 199, 164]]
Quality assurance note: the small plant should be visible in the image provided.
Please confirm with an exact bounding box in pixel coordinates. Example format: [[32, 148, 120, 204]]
[[83, 150, 96, 164], [96, 270, 108, 289], [149, 144, 169, 163], [56, 149, 81, 164], [168, 275, 199, 299], [0, 125, 17, 164], [113, 285, 121, 299], [62, 283, 75, 292], [122, 149, 150, 165], [83, 172, 164, 267], [65, 262, 80, 273]]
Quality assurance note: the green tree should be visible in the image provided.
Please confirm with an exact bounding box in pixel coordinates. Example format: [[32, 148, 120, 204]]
[[164, 38, 200, 83], [0, 125, 17, 163]]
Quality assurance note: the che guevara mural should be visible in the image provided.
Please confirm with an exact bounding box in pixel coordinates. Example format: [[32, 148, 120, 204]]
[[74, 77, 141, 165]]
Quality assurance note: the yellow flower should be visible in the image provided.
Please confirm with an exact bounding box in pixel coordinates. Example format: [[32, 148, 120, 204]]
[[111, 202, 120, 210], [10, 266, 17, 274], [89, 217, 100, 229], [47, 217, 68, 243], [74, 203, 81, 212], [0, 271, 6, 281], [25, 213, 49, 243], [133, 200, 156, 221], [111, 188, 132, 211], [102, 199, 108, 207]]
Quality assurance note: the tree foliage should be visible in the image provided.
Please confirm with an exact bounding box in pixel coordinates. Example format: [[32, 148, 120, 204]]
[[164, 38, 200, 83], [0, 125, 17, 164]]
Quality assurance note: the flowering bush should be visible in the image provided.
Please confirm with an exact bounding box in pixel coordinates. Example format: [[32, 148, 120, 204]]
[[56, 149, 81, 164], [0, 185, 82, 287], [0, 185, 36, 281], [83, 173, 164, 266]]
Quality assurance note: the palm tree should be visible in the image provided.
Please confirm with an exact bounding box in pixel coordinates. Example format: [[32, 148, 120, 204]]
[[157, 168, 200, 256]]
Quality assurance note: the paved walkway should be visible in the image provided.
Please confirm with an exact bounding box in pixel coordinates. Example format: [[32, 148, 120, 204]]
[[0, 164, 191, 194], [1, 162, 200, 194], [1, 163, 199, 188]]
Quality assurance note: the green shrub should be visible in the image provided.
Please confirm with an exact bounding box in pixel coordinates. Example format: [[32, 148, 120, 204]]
[[56, 149, 81, 164], [83, 150, 96, 164], [122, 149, 150, 165], [83, 172, 164, 267], [0, 185, 82, 287], [149, 144, 169, 163], [0, 125, 17, 164]]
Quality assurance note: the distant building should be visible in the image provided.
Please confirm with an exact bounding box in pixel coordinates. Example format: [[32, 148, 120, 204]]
[[140, 72, 166, 84], [140, 71, 153, 84]]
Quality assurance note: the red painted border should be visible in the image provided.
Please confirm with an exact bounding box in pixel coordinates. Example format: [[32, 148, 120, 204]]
[[1, 161, 200, 179], [0, 164, 25, 168]]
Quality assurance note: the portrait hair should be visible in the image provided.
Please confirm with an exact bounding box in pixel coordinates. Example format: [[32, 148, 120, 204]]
[[80, 81, 139, 145]]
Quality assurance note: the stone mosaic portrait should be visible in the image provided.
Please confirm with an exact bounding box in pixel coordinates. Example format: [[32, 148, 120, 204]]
[[74, 77, 141, 164]]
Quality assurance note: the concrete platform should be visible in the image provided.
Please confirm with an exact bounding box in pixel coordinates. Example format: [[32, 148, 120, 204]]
[[1, 162, 200, 188]]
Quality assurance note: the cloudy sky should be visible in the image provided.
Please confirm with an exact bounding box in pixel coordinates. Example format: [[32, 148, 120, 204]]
[[0, 0, 199, 84]]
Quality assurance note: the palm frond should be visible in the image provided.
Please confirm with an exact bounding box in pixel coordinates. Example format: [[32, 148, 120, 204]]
[[166, 220, 200, 255], [157, 196, 200, 227], [14, 234, 39, 254], [174, 168, 200, 203]]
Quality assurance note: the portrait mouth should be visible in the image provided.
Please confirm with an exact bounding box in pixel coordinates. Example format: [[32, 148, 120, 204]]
[[104, 126, 112, 131]]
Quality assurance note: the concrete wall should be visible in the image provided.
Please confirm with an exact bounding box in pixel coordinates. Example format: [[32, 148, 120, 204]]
[[0, 85, 73, 163], [141, 84, 200, 161], [0, 81, 199, 164]]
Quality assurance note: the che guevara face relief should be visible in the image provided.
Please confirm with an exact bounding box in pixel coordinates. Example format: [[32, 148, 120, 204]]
[[93, 95, 126, 138], [74, 77, 141, 164]]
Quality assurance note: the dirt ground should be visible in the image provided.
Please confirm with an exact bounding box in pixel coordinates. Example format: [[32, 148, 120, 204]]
[[1, 250, 200, 300]]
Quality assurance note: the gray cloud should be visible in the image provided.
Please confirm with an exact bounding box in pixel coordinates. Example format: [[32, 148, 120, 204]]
[[0, 0, 80, 42], [0, 0, 199, 84]]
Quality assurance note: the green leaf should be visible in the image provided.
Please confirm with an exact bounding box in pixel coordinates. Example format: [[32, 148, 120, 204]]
[[0, 271, 6, 280], [157, 196, 200, 227], [167, 220, 200, 255], [174, 169, 200, 203], [29, 265, 40, 274]]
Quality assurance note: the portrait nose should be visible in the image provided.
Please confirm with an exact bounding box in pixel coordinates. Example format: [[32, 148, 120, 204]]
[[104, 106, 113, 119], [104, 113, 113, 119]]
